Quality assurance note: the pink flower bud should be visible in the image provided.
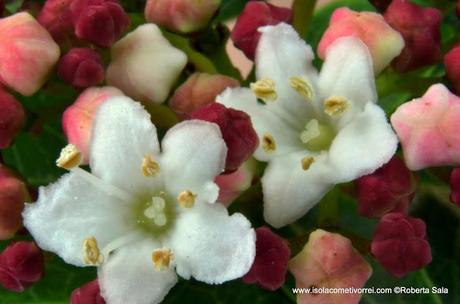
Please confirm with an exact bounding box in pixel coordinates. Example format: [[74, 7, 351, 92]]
[[190, 103, 259, 173], [384, 0, 442, 72], [145, 0, 220, 34], [0, 242, 45, 292], [58, 48, 104, 89], [62, 86, 124, 163], [391, 84, 460, 170], [243, 226, 290, 291], [71, 279, 106, 304], [38, 0, 74, 43], [369, 0, 392, 12], [355, 156, 416, 218], [0, 89, 25, 149], [0, 12, 60, 96], [318, 8, 404, 74], [450, 168, 460, 206], [231, 1, 292, 60], [444, 45, 460, 94], [169, 73, 239, 120], [0, 164, 28, 240], [215, 158, 256, 206], [71, 0, 130, 48], [106, 24, 187, 104], [371, 213, 432, 278], [289, 229, 372, 304]]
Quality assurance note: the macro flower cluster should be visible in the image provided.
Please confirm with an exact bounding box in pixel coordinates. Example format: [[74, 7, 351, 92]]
[[0, 0, 459, 304]]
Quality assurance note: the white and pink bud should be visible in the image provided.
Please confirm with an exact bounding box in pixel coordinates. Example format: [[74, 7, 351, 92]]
[[145, 0, 220, 34], [391, 84, 460, 170], [62, 86, 124, 164], [106, 24, 187, 104], [0, 12, 60, 96], [318, 7, 404, 74], [169, 72, 239, 119]]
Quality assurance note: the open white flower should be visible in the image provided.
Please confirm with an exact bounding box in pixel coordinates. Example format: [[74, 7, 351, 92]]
[[23, 97, 255, 304], [217, 23, 397, 228]]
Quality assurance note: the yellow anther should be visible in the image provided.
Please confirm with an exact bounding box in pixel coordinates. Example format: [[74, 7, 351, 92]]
[[301, 156, 315, 171], [56, 144, 82, 169], [152, 249, 173, 270], [83, 237, 103, 265], [178, 190, 196, 208], [142, 155, 160, 177], [250, 78, 277, 102], [289, 76, 314, 100], [262, 133, 276, 152], [324, 96, 348, 116]]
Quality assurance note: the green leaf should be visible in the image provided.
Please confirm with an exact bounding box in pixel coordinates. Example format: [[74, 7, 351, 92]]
[[215, 0, 248, 23]]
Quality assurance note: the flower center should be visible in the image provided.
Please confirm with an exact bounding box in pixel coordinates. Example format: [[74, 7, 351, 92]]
[[135, 192, 175, 235], [300, 119, 336, 151]]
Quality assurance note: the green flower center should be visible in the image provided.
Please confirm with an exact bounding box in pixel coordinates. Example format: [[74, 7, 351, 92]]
[[300, 119, 336, 152], [134, 191, 176, 235]]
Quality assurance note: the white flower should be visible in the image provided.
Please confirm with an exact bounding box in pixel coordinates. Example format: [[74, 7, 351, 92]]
[[23, 97, 255, 304], [217, 23, 398, 228]]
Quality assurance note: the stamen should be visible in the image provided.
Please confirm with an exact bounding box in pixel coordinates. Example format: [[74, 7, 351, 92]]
[[289, 76, 314, 100], [152, 248, 173, 270], [83, 237, 103, 265], [250, 78, 277, 102], [324, 96, 348, 116], [72, 167, 135, 204], [177, 190, 196, 208], [142, 155, 160, 177], [56, 144, 82, 169], [262, 133, 276, 152], [301, 156, 315, 171]]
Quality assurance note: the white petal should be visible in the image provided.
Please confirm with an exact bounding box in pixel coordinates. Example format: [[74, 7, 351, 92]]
[[166, 203, 255, 284], [262, 151, 333, 228], [23, 172, 135, 267], [160, 120, 227, 203], [98, 239, 177, 304], [328, 102, 398, 183], [217, 87, 305, 161], [318, 37, 377, 127], [256, 23, 319, 122], [90, 96, 162, 195]]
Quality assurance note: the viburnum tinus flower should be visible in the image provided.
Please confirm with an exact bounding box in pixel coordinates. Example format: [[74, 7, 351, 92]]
[[23, 97, 256, 304], [218, 23, 398, 228]]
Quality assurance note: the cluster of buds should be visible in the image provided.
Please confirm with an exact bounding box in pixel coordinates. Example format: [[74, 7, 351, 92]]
[[38, 0, 130, 47], [355, 156, 416, 218], [0, 242, 45, 292]]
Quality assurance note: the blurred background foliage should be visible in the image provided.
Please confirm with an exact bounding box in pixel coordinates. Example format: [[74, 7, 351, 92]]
[[1, 0, 460, 303]]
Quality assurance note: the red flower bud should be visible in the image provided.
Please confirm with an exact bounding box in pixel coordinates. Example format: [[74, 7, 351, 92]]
[[71, 279, 106, 304], [0, 89, 25, 149], [71, 0, 130, 47], [0, 164, 29, 240], [444, 45, 460, 94], [0, 242, 45, 292], [58, 48, 104, 88], [38, 0, 74, 42], [169, 73, 239, 119], [243, 226, 290, 291], [371, 213, 432, 278], [450, 168, 460, 206], [384, 0, 442, 72], [231, 1, 292, 60], [190, 103, 259, 173], [355, 156, 416, 218]]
